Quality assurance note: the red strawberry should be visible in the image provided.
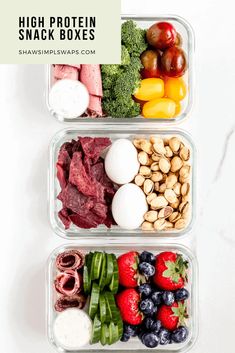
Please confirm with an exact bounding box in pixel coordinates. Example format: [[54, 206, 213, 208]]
[[157, 302, 187, 331], [154, 252, 188, 290], [116, 288, 143, 325], [117, 251, 139, 287]]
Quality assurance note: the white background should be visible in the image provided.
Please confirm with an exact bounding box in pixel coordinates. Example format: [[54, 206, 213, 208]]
[[1, 0, 235, 352]]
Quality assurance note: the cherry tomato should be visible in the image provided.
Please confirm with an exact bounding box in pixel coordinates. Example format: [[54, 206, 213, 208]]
[[140, 50, 161, 78], [161, 46, 187, 77], [134, 78, 164, 101], [164, 77, 187, 101], [146, 22, 176, 50], [142, 98, 176, 118], [175, 32, 183, 47], [175, 101, 181, 116]]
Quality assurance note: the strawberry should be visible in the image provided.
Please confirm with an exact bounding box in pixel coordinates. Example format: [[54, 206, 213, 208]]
[[154, 252, 188, 290], [116, 288, 143, 325], [157, 302, 188, 331], [117, 251, 139, 287]]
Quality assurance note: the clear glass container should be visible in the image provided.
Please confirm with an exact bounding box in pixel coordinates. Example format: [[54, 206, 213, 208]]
[[47, 242, 198, 353], [45, 15, 194, 124], [48, 125, 196, 239]]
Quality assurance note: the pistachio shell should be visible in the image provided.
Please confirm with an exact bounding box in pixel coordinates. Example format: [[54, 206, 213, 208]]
[[159, 158, 171, 173], [153, 138, 166, 155], [171, 156, 183, 172], [158, 206, 173, 219], [165, 174, 178, 188], [140, 140, 153, 154], [134, 174, 145, 187], [180, 146, 190, 161], [139, 166, 151, 177], [174, 218, 186, 230], [150, 196, 168, 210], [144, 210, 158, 223], [164, 189, 178, 204], [154, 219, 166, 231], [143, 179, 154, 195], [169, 137, 181, 152], [151, 171, 163, 182], [142, 221, 154, 231], [138, 151, 149, 165], [146, 193, 157, 205]]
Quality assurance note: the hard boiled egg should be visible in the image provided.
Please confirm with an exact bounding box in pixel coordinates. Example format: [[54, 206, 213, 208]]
[[104, 139, 140, 184], [112, 183, 148, 230]]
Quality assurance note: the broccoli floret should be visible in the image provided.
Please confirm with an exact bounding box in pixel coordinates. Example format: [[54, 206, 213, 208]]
[[101, 74, 115, 90], [121, 20, 147, 57], [101, 64, 122, 77], [103, 96, 140, 118], [121, 45, 130, 65]]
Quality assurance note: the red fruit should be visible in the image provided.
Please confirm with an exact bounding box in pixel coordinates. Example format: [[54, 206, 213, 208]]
[[116, 288, 143, 325], [117, 251, 139, 288], [154, 252, 188, 290], [157, 302, 187, 331], [146, 22, 177, 50], [161, 46, 187, 78], [141, 49, 161, 79]]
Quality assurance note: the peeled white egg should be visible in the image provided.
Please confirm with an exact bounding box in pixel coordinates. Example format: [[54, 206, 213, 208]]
[[112, 183, 148, 230], [105, 139, 140, 184]]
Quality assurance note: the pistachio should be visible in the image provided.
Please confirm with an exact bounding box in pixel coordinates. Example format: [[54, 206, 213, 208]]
[[179, 165, 191, 179], [150, 136, 157, 144], [139, 166, 151, 177], [154, 182, 160, 192], [179, 175, 190, 184], [180, 146, 190, 161], [175, 218, 186, 230], [154, 219, 166, 231], [182, 194, 190, 202], [158, 206, 173, 219], [150, 196, 168, 210], [173, 182, 181, 196], [138, 151, 149, 165], [153, 138, 166, 155], [134, 174, 145, 187], [143, 179, 154, 195], [151, 171, 163, 182], [169, 137, 181, 152], [165, 174, 178, 188], [147, 192, 157, 205], [144, 210, 158, 223], [169, 198, 180, 209], [169, 212, 181, 223], [171, 156, 183, 172], [165, 221, 174, 229], [179, 201, 189, 215], [159, 183, 167, 193], [152, 153, 161, 162], [164, 189, 178, 204], [140, 140, 153, 154], [142, 221, 154, 231], [133, 138, 145, 150], [159, 157, 171, 173], [164, 138, 169, 145], [181, 182, 190, 196], [151, 162, 159, 171], [165, 146, 173, 158]]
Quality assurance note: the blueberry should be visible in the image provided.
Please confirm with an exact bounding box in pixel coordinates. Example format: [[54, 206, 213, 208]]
[[139, 251, 156, 264], [139, 298, 155, 315], [158, 328, 171, 345], [121, 332, 130, 342], [124, 324, 138, 337], [138, 283, 152, 297], [175, 288, 190, 301], [162, 291, 175, 306], [139, 262, 155, 277], [171, 326, 189, 343], [143, 317, 155, 330], [151, 320, 162, 333], [151, 291, 162, 305], [138, 328, 145, 342], [142, 333, 159, 348]]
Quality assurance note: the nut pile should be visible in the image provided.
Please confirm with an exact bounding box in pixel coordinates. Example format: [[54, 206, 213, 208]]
[[133, 136, 191, 231]]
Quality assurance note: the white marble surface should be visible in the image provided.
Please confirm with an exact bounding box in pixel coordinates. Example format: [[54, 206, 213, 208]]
[[1, 0, 235, 352]]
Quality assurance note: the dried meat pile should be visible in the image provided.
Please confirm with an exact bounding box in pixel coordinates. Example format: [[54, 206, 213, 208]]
[[56, 136, 116, 229]]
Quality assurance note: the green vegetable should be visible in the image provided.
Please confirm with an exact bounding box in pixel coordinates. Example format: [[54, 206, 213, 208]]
[[121, 20, 147, 57], [101, 20, 146, 118]]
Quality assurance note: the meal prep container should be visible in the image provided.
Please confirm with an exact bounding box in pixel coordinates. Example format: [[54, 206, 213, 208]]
[[47, 242, 198, 353], [46, 15, 194, 124], [48, 125, 196, 239]]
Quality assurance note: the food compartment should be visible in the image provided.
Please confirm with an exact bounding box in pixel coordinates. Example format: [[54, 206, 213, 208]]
[[46, 15, 194, 123], [48, 126, 195, 239], [47, 243, 198, 353]]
